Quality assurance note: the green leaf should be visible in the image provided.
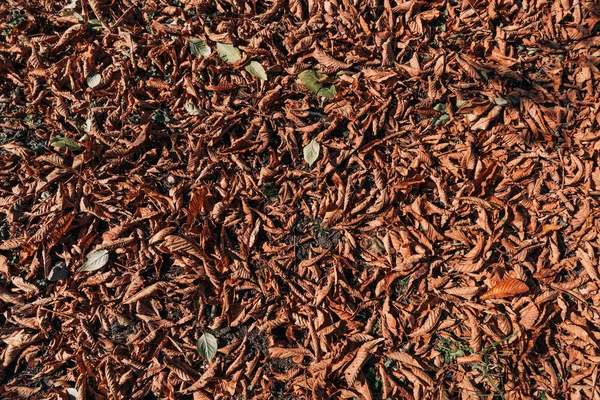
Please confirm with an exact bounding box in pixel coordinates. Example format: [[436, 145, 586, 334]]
[[456, 99, 468, 108], [479, 70, 489, 82], [189, 38, 211, 58], [245, 61, 267, 80], [50, 136, 81, 151], [216, 43, 242, 63], [494, 97, 508, 106], [298, 70, 336, 98], [80, 249, 109, 272], [87, 19, 104, 31], [433, 103, 446, 112], [303, 138, 320, 167], [432, 113, 450, 127], [197, 332, 218, 362], [86, 72, 102, 88], [184, 101, 201, 116]]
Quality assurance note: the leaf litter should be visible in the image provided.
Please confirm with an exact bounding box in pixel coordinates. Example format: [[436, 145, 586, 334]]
[[1, 0, 600, 399]]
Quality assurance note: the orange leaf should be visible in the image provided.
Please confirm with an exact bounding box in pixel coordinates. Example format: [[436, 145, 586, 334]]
[[480, 278, 529, 300]]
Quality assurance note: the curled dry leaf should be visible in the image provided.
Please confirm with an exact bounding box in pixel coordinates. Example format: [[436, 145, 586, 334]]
[[480, 278, 529, 300]]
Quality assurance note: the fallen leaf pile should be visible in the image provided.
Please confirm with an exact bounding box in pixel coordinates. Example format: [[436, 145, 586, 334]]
[[1, 0, 600, 399]]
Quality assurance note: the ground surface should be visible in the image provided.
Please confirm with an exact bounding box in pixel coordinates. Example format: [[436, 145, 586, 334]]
[[1, 0, 600, 399]]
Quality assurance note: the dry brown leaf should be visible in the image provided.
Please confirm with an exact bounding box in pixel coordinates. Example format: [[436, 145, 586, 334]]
[[481, 278, 529, 300]]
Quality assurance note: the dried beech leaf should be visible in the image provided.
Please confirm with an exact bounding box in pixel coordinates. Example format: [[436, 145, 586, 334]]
[[480, 278, 529, 300], [1, 1, 599, 397]]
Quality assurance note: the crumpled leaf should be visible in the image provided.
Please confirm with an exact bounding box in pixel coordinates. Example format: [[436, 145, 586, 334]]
[[184, 101, 201, 116], [481, 278, 529, 300]]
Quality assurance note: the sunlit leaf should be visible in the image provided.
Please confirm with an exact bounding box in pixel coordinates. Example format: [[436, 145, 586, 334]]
[[189, 38, 211, 58], [303, 138, 320, 167], [245, 61, 267, 80], [197, 332, 218, 362], [50, 136, 81, 151], [216, 43, 242, 63], [80, 249, 110, 272], [86, 72, 102, 88], [66, 388, 79, 400], [481, 278, 529, 300], [184, 101, 201, 116]]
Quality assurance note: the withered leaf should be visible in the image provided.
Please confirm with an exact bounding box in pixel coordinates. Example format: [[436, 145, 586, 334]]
[[480, 278, 529, 300], [1, 1, 599, 397]]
